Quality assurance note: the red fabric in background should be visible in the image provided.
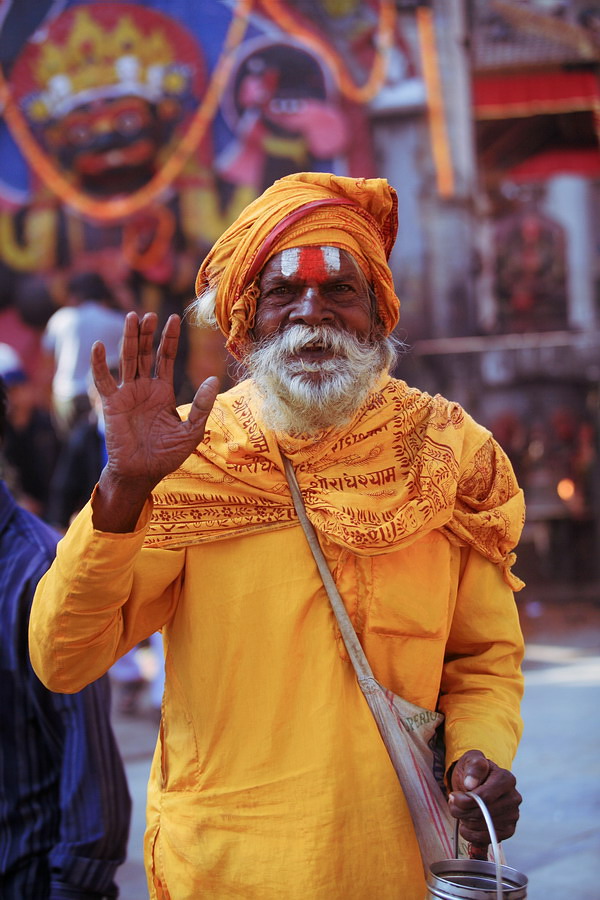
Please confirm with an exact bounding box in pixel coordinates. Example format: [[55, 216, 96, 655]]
[[473, 69, 600, 118], [508, 148, 600, 180]]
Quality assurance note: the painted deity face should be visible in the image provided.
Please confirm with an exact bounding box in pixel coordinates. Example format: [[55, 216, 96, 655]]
[[255, 246, 374, 354], [43, 95, 180, 195]]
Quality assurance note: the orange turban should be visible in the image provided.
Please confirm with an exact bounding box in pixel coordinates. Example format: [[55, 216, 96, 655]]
[[194, 172, 400, 359]]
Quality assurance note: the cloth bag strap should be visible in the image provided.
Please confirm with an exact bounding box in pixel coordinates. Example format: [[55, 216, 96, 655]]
[[282, 454, 374, 681], [282, 453, 461, 872]]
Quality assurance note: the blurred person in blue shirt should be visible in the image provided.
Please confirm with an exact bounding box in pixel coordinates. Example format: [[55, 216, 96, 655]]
[[0, 342, 61, 520], [0, 372, 132, 899]]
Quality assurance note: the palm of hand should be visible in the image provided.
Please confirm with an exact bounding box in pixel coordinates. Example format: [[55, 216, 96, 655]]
[[90, 313, 219, 533], [102, 376, 198, 486]]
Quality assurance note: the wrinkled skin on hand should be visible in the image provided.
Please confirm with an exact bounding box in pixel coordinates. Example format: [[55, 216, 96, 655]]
[[91, 312, 219, 533], [449, 750, 522, 848]]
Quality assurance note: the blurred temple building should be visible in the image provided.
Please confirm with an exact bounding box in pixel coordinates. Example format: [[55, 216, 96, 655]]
[[371, 0, 600, 595]]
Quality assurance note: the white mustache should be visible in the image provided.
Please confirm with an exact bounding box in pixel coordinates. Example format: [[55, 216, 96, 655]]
[[267, 324, 364, 358]]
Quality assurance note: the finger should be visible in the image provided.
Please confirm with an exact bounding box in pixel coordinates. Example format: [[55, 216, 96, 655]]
[[120, 312, 143, 383], [449, 784, 521, 845], [155, 314, 181, 383], [450, 805, 496, 845], [91, 341, 118, 399], [461, 763, 517, 807], [137, 312, 158, 379], [463, 754, 490, 791], [458, 809, 519, 845], [449, 783, 520, 822], [453, 750, 490, 792], [458, 820, 492, 845], [187, 376, 220, 429]]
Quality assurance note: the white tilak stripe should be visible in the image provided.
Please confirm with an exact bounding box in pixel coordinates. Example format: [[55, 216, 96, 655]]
[[322, 246, 340, 273], [279, 247, 301, 277]]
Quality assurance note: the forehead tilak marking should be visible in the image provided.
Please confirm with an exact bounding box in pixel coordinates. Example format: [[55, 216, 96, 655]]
[[279, 248, 300, 277], [296, 247, 341, 280], [278, 246, 342, 280], [321, 246, 341, 273]]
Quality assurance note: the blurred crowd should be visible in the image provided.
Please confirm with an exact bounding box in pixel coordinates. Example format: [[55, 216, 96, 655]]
[[0, 269, 164, 719]]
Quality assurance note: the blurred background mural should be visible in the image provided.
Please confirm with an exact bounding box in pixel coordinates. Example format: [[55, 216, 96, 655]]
[[0, 0, 599, 594]]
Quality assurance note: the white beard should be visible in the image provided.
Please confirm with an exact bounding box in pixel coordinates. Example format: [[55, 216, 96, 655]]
[[244, 324, 393, 436]]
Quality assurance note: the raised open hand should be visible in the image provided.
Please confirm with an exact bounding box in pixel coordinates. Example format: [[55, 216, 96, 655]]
[[91, 311, 219, 532]]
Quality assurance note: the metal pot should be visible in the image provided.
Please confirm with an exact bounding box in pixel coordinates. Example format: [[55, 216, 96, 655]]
[[426, 792, 528, 899]]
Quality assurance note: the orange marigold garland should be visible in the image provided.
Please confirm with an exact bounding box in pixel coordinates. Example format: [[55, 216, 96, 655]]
[[256, 0, 397, 104]]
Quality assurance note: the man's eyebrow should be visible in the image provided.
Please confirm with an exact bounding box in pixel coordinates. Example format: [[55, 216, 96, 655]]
[[260, 271, 290, 287]]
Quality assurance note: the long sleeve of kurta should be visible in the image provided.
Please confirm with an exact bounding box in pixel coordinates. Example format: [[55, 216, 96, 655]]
[[438, 545, 524, 771], [30, 496, 182, 693]]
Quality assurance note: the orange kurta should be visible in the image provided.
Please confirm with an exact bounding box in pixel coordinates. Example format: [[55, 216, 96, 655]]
[[29, 377, 525, 899]]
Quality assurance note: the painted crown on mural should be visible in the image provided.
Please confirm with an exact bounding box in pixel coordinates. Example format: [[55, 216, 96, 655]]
[[25, 9, 192, 122]]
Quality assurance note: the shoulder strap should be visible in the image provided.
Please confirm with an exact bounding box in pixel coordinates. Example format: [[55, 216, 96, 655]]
[[282, 454, 373, 683], [283, 454, 462, 871]]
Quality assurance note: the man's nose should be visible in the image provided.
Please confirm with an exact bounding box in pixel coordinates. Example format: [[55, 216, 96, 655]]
[[288, 287, 333, 325]]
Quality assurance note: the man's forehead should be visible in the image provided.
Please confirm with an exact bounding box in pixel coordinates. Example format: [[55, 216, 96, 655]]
[[265, 246, 358, 279]]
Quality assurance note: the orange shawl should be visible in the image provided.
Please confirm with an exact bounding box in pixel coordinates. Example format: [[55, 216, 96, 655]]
[[194, 172, 400, 358], [147, 376, 525, 590]]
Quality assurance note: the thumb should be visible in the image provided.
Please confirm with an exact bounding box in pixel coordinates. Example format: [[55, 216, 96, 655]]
[[188, 376, 219, 428], [462, 751, 491, 791], [452, 750, 491, 793]]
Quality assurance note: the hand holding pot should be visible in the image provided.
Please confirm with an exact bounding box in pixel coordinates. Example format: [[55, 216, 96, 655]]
[[449, 749, 522, 846]]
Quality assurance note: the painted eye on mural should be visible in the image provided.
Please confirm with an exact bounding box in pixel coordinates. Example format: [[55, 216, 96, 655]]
[[269, 98, 305, 115], [67, 122, 92, 145], [115, 110, 145, 136]]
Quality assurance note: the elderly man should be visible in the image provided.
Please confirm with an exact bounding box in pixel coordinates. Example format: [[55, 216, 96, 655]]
[[30, 173, 525, 899]]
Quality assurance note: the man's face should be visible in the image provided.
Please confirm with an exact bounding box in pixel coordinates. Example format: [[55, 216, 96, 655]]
[[245, 246, 391, 435], [254, 246, 374, 348]]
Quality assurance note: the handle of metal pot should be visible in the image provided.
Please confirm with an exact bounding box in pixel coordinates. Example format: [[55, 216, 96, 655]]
[[462, 792, 503, 900]]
